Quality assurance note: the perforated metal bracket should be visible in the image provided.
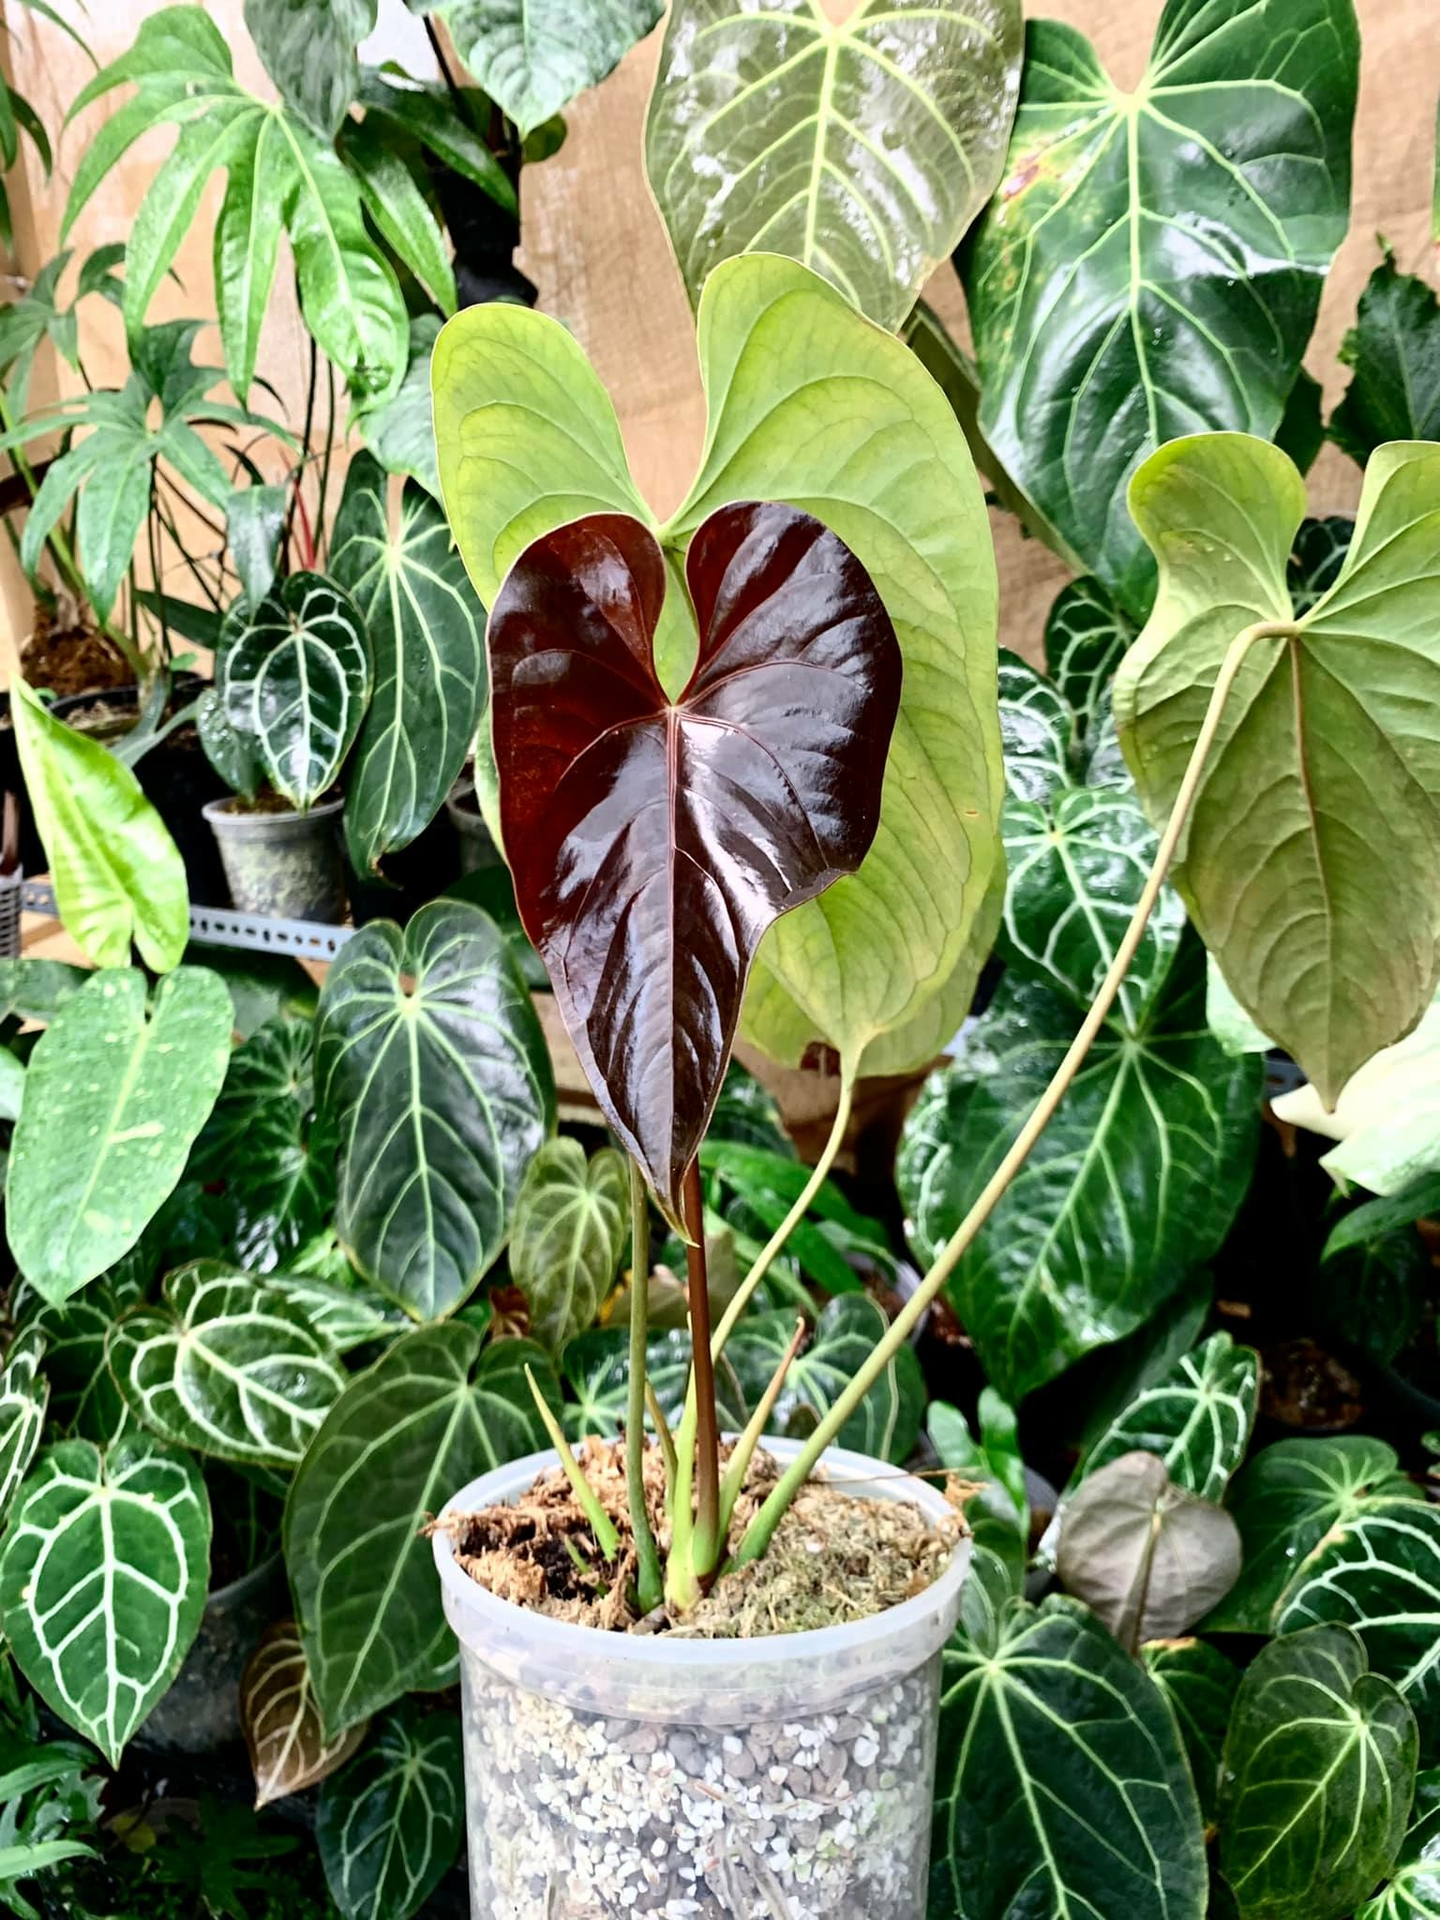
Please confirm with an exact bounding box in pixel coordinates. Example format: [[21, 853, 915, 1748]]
[[21, 880, 355, 960]]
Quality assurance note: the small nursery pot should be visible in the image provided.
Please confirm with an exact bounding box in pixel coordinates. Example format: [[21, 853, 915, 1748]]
[[433, 1437, 970, 1920], [203, 793, 346, 922]]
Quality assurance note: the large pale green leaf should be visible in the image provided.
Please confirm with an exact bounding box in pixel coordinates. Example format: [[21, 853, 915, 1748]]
[[509, 1139, 628, 1354], [0, 1330, 47, 1530], [931, 1595, 1207, 1920], [1080, 1331, 1259, 1501], [315, 901, 553, 1321], [644, 0, 1021, 330], [330, 451, 486, 874], [1332, 253, 1440, 464], [107, 1261, 347, 1470], [726, 1296, 925, 1465], [0, 1436, 212, 1764], [317, 1700, 463, 1920], [1115, 433, 1440, 1106], [962, 0, 1359, 616], [7, 969, 233, 1307], [433, 0, 661, 135], [1276, 1502, 1440, 1761], [244, 0, 376, 137], [218, 572, 371, 812], [285, 1322, 557, 1734], [1218, 1624, 1416, 1920], [1358, 1774, 1440, 1920], [1143, 1637, 1238, 1825], [433, 255, 1003, 1079], [10, 678, 187, 971], [897, 938, 1261, 1401], [1207, 1436, 1425, 1634]]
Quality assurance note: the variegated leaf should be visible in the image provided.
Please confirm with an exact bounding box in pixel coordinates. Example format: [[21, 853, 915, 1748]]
[[241, 1620, 369, 1808]]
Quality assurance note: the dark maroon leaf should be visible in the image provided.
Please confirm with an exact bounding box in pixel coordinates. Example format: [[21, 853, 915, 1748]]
[[488, 500, 901, 1217]]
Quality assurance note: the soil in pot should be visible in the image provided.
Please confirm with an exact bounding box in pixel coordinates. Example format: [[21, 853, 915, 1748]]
[[204, 791, 346, 922], [21, 607, 131, 700], [434, 1440, 964, 1920]]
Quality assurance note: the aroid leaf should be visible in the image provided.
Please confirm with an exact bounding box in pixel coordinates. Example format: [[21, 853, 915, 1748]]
[[0, 1436, 212, 1765], [645, 0, 1022, 331], [962, 0, 1359, 616], [488, 502, 899, 1218], [1218, 1624, 1416, 1920], [1142, 1638, 1238, 1825], [241, 1620, 368, 1810], [7, 969, 233, 1307], [1115, 434, 1440, 1106], [430, 0, 661, 135], [244, 0, 375, 138], [285, 1323, 558, 1734], [559, 1325, 747, 1443], [218, 571, 371, 811], [1080, 1331, 1259, 1501], [107, 1262, 348, 1470], [931, 1595, 1207, 1920], [316, 902, 552, 1320], [316, 1699, 463, 1920], [330, 451, 486, 875], [509, 1139, 628, 1354], [1358, 1777, 1440, 1920], [0, 1328, 47, 1529], [727, 1296, 924, 1465], [1331, 253, 1440, 464]]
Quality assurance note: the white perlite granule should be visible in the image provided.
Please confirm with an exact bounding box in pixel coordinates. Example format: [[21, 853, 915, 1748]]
[[460, 1657, 941, 1918]]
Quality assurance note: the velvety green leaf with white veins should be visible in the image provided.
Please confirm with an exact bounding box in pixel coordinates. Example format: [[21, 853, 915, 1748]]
[[7, 969, 233, 1307], [1142, 1637, 1238, 1825], [727, 1296, 925, 1465], [317, 1699, 463, 1920], [558, 1325, 747, 1443], [1080, 1330, 1258, 1501], [315, 901, 553, 1321], [645, 0, 1022, 330], [509, 1140, 628, 1355], [1358, 1776, 1440, 1920], [107, 1261, 347, 1471], [1044, 576, 1134, 749], [962, 0, 1359, 616], [29, 1288, 135, 1445], [1218, 1623, 1416, 1920], [285, 1323, 557, 1734], [0, 1328, 47, 1529], [0, 1436, 212, 1764], [1115, 434, 1440, 1106]]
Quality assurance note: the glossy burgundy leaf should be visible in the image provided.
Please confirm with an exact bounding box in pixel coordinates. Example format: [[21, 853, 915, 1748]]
[[487, 500, 901, 1218]]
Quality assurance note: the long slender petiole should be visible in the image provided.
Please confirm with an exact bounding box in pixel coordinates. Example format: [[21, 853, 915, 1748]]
[[525, 1365, 620, 1561], [717, 1315, 805, 1539], [682, 1158, 721, 1575], [734, 620, 1288, 1568], [646, 1383, 678, 1487], [626, 1162, 664, 1614]]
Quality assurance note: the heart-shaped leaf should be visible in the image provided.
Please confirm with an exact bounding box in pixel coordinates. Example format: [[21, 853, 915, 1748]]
[[645, 0, 1022, 331], [726, 1297, 925, 1465], [315, 900, 553, 1321], [316, 1699, 463, 1920], [1080, 1332, 1259, 1502], [1057, 1451, 1242, 1653], [962, 0, 1359, 616], [7, 969, 233, 1307], [240, 1620, 368, 1809], [1143, 1638, 1238, 1825], [510, 1139, 628, 1354], [10, 677, 188, 971], [488, 502, 900, 1217], [260, 1263, 407, 1357], [898, 937, 1261, 1402], [1332, 253, 1440, 463], [1115, 434, 1440, 1106], [107, 1262, 348, 1470], [29, 1289, 135, 1445], [1358, 1776, 1440, 1920], [330, 451, 486, 875], [558, 1325, 748, 1443], [433, 254, 1004, 1085], [1219, 1624, 1416, 1920], [932, 1595, 1208, 1920], [1276, 1501, 1440, 1761], [0, 1329, 47, 1528], [430, 0, 660, 135], [1207, 1437, 1425, 1635], [218, 571, 371, 810], [1044, 577, 1134, 749], [0, 1436, 212, 1765], [285, 1322, 558, 1734]]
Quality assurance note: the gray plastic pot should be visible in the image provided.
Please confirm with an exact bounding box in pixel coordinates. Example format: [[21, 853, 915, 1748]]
[[203, 793, 346, 922]]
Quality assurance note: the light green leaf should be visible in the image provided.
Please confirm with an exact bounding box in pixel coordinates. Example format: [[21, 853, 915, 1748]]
[[645, 0, 1021, 330], [1358, 1775, 1440, 1919], [227, 482, 288, 609], [929, 1391, 1027, 1593], [510, 1139, 628, 1354], [963, 0, 1359, 616], [897, 938, 1261, 1402], [7, 969, 233, 1307], [317, 1700, 463, 1920], [1115, 434, 1440, 1107], [354, 314, 441, 498], [931, 1595, 1207, 1920], [435, 0, 661, 134], [330, 451, 486, 874], [285, 1322, 557, 1733], [0, 958, 87, 1024], [1080, 1331, 1259, 1501], [218, 571, 371, 811], [1332, 252, 1440, 464], [315, 900, 554, 1321], [1218, 1623, 1416, 1920], [0, 1436, 212, 1765], [1207, 1436, 1425, 1634], [0, 1330, 47, 1530], [1207, 956, 1274, 1056], [107, 1261, 347, 1470], [1142, 1637, 1238, 1825], [10, 678, 187, 971], [727, 1296, 925, 1464], [215, 110, 289, 402], [244, 0, 375, 137]]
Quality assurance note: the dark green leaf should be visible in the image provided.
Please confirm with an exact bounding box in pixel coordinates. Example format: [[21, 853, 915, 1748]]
[[356, 71, 516, 211], [0, 1330, 47, 1530], [1358, 1772, 1440, 1919], [1043, 576, 1134, 751], [339, 116, 456, 313], [1316, 1206, 1428, 1366], [1287, 513, 1354, 615], [929, 1392, 1027, 1592], [726, 1297, 925, 1464], [317, 1700, 463, 1920], [1332, 252, 1440, 463], [1275, 369, 1326, 478], [29, 1288, 135, 1445], [1142, 1637, 1238, 1825], [509, 1139, 628, 1353], [707, 1061, 792, 1158], [1080, 1331, 1258, 1501], [558, 1324, 746, 1443], [352, 313, 441, 497]]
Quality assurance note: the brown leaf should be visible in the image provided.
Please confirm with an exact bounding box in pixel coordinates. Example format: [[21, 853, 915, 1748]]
[[240, 1620, 368, 1807]]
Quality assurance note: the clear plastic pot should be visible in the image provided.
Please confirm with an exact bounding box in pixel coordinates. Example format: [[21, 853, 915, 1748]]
[[433, 1437, 970, 1920]]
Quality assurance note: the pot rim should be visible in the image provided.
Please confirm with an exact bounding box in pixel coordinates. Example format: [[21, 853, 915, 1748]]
[[202, 791, 343, 828], [432, 1434, 970, 1673]]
